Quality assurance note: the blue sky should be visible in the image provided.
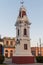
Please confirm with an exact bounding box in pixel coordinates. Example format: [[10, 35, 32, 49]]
[[0, 0, 43, 46]]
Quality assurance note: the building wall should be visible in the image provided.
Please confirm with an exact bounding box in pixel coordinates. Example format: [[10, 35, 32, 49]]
[[4, 48, 15, 57], [1, 36, 43, 57], [0, 39, 4, 55], [31, 47, 43, 56], [3, 37, 15, 58]]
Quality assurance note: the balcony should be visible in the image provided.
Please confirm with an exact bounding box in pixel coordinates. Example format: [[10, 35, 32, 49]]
[[4, 45, 15, 48]]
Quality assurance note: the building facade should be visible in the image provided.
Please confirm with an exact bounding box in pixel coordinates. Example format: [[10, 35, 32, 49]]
[[3, 37, 15, 58], [0, 38, 4, 55], [0, 36, 43, 57], [31, 47, 43, 56]]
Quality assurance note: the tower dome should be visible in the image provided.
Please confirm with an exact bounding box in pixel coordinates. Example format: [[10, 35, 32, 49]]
[[19, 6, 26, 18], [15, 6, 31, 26]]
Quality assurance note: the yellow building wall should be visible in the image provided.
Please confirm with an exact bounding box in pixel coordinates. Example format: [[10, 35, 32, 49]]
[[3, 37, 15, 58]]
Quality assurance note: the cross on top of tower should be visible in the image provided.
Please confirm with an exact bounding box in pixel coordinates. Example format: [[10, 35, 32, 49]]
[[20, 0, 24, 6]]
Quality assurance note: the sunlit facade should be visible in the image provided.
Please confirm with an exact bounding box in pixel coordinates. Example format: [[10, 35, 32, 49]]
[[31, 47, 43, 56], [3, 37, 15, 58]]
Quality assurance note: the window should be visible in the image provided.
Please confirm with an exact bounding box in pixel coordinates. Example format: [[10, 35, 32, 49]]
[[5, 53, 8, 58], [10, 41, 13, 46], [19, 11, 26, 18], [6, 41, 8, 46], [10, 50, 13, 58], [22, 11, 26, 17], [10, 53, 13, 58], [24, 29, 27, 35], [24, 44, 27, 50], [10, 50, 13, 53], [18, 29, 19, 36], [5, 50, 8, 52], [5, 50, 8, 57]]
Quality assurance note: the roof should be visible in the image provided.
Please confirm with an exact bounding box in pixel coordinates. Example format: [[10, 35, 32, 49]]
[[3, 37, 15, 40], [15, 6, 31, 26], [20, 6, 26, 12]]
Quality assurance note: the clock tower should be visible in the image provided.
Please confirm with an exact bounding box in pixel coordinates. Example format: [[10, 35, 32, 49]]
[[15, 6, 32, 56], [12, 2, 34, 64]]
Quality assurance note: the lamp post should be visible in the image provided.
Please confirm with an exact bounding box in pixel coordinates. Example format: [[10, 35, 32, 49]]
[[39, 38, 41, 56], [37, 43, 39, 56]]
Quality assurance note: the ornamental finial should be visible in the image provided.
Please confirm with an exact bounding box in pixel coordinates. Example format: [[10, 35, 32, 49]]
[[20, 0, 24, 6]]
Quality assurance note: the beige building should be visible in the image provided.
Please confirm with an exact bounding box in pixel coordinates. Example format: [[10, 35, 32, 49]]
[[3, 37, 15, 58]]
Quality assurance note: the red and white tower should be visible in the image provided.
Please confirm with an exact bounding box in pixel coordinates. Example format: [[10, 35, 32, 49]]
[[12, 1, 34, 64]]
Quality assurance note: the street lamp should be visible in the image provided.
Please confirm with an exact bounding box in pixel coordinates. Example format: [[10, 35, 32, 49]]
[[39, 38, 41, 56]]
